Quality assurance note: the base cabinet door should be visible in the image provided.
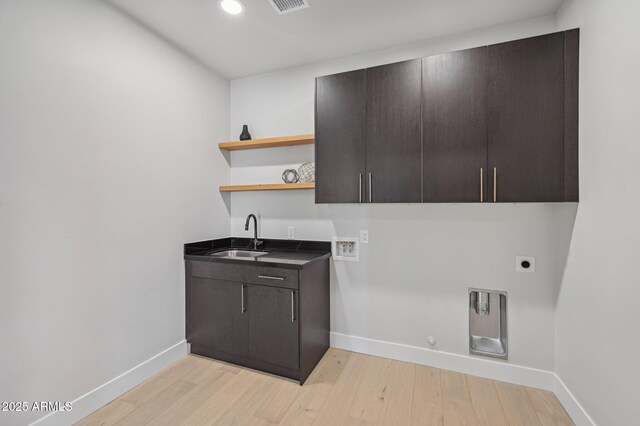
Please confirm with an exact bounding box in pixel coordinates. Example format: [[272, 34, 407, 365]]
[[248, 285, 299, 370], [187, 278, 248, 357]]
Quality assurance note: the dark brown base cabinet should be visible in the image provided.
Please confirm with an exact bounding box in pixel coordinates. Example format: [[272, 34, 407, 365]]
[[185, 259, 330, 385], [315, 29, 579, 204]]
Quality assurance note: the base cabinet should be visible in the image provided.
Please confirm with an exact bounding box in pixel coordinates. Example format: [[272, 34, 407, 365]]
[[247, 285, 299, 370], [186, 259, 329, 384], [188, 278, 249, 357]]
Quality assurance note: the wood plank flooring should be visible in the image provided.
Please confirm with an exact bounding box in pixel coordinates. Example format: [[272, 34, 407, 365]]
[[76, 348, 573, 426]]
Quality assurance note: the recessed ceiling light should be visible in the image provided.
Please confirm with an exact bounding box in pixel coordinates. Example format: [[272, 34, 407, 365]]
[[220, 0, 245, 15]]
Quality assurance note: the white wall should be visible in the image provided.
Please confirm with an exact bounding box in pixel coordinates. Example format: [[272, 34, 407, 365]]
[[0, 1, 229, 425], [229, 15, 577, 373], [555, 0, 640, 424]]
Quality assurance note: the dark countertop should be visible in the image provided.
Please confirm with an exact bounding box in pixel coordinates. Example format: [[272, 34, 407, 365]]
[[184, 237, 331, 269]]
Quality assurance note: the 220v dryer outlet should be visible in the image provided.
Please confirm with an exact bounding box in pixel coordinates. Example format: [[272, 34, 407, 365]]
[[516, 256, 535, 273]]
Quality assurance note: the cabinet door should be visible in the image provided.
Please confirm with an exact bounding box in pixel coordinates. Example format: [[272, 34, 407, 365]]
[[248, 285, 299, 370], [315, 70, 366, 203], [187, 278, 249, 357], [564, 29, 580, 202], [423, 47, 488, 202], [487, 32, 565, 202], [366, 59, 422, 203]]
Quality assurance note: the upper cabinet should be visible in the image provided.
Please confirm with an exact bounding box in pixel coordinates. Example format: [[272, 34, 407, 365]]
[[563, 29, 580, 202], [315, 61, 421, 204], [423, 47, 488, 203], [314, 29, 579, 204], [366, 60, 422, 203], [487, 32, 569, 202], [315, 70, 366, 203]]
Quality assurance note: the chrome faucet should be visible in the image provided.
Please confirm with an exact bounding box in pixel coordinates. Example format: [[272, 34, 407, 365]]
[[244, 214, 262, 250]]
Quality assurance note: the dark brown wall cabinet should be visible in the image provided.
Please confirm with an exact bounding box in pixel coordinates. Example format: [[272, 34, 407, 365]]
[[366, 60, 422, 203], [315, 60, 421, 203], [315, 70, 366, 203], [423, 47, 488, 203], [185, 259, 329, 384], [315, 29, 579, 203], [488, 32, 570, 202]]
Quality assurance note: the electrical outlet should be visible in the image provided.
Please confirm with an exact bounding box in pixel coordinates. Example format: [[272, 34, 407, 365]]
[[360, 230, 369, 244], [287, 226, 295, 240], [516, 256, 535, 273]]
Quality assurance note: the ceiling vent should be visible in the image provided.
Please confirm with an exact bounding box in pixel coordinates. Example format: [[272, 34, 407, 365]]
[[267, 0, 310, 15]]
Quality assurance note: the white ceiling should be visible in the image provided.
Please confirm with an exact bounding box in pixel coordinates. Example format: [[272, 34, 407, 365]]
[[107, 0, 564, 79]]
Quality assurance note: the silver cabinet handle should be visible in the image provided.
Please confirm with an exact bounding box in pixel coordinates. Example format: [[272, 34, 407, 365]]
[[493, 167, 497, 202], [368, 173, 372, 203], [359, 173, 363, 203], [241, 284, 246, 313], [258, 275, 285, 281], [480, 168, 484, 202], [291, 291, 296, 322]]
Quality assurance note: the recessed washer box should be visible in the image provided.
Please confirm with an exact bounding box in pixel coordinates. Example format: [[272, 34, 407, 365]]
[[332, 237, 359, 262]]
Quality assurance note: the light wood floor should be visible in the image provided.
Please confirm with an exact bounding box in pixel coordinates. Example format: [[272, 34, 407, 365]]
[[76, 348, 573, 425]]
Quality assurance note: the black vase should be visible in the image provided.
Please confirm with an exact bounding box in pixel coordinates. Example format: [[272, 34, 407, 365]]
[[239, 124, 252, 141]]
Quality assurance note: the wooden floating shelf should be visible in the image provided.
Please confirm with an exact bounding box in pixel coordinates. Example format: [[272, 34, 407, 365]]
[[219, 183, 315, 192], [219, 134, 314, 151]]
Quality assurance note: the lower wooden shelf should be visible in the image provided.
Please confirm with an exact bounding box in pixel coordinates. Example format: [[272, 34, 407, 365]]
[[219, 183, 315, 192]]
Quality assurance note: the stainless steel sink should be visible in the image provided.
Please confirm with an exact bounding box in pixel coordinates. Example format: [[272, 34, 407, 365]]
[[209, 250, 269, 258]]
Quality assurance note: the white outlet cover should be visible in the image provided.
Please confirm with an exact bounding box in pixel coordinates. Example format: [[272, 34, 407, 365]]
[[516, 256, 536, 273], [287, 226, 295, 240], [360, 230, 369, 244]]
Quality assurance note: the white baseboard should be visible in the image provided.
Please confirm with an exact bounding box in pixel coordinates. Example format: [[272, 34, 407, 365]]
[[331, 332, 555, 390], [552, 374, 596, 426], [28, 335, 594, 426], [331, 332, 596, 425], [30, 340, 188, 426]]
